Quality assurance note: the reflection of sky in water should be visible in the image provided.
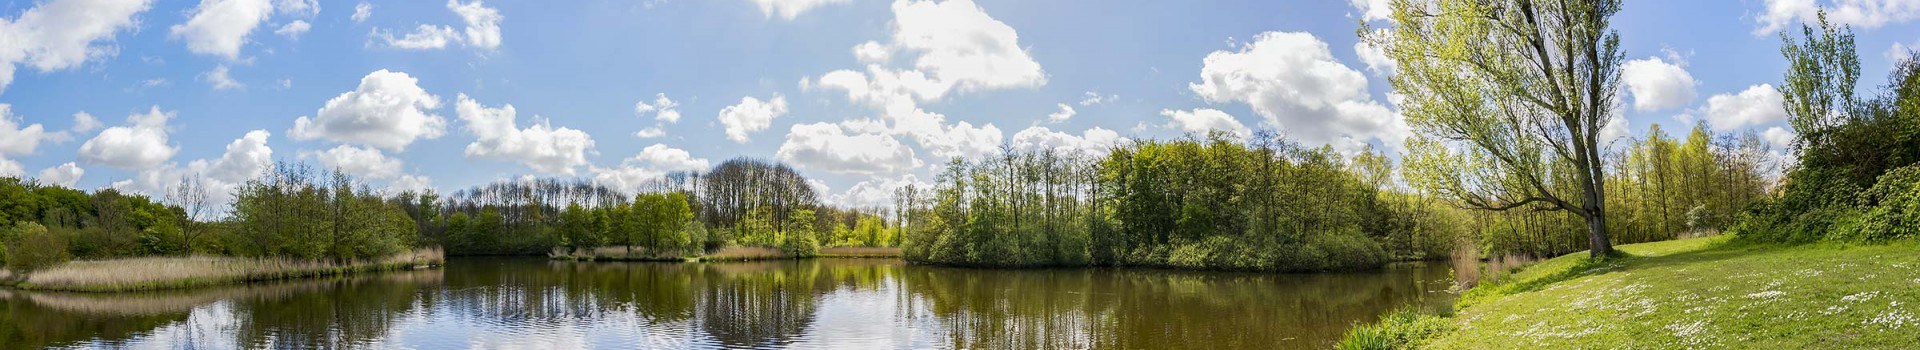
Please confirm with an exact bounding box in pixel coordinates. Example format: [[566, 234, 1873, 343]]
[[16, 260, 1453, 349]]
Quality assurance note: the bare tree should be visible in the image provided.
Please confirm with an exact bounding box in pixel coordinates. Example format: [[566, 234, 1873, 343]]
[[169, 173, 211, 254]]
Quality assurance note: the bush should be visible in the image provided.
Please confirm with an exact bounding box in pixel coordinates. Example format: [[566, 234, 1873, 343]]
[[1337, 308, 1454, 350], [7, 222, 72, 274], [1841, 165, 1920, 240], [780, 235, 818, 257]]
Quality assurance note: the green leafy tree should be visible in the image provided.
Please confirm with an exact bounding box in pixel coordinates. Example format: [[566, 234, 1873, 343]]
[[1370, 0, 1625, 258]]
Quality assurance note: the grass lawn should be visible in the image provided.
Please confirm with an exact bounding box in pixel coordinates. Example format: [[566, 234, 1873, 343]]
[[1421, 237, 1920, 349]]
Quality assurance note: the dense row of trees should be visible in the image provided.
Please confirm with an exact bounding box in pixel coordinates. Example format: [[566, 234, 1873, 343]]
[[904, 135, 1455, 271], [0, 178, 184, 272], [229, 163, 420, 263]]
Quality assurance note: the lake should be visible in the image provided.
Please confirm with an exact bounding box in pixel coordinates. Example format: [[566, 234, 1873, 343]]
[[0, 258, 1455, 349]]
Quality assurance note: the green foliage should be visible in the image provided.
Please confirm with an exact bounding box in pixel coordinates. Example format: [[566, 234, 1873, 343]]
[[5, 222, 71, 273], [1337, 308, 1454, 350]]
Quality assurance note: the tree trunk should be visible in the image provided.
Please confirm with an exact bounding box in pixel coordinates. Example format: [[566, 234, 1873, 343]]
[[1586, 205, 1612, 259]]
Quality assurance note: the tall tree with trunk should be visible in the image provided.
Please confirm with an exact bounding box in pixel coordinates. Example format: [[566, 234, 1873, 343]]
[[1369, 0, 1625, 258]]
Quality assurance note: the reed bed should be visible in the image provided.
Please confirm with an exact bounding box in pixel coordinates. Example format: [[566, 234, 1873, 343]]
[[12, 248, 443, 292], [696, 246, 789, 261], [548, 246, 690, 262], [817, 246, 903, 258]]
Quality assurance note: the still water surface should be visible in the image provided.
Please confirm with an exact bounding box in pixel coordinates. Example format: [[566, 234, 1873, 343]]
[[1, 258, 1454, 349]]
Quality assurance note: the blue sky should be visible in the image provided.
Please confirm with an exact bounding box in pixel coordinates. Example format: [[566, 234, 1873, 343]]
[[0, 0, 1916, 209]]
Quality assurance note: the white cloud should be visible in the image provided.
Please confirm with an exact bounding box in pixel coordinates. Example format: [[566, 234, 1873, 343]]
[[456, 94, 597, 175], [753, 0, 851, 20], [1010, 126, 1126, 157], [633, 93, 681, 123], [291, 69, 447, 150], [719, 94, 789, 143], [1353, 39, 1395, 76], [203, 65, 244, 90], [827, 174, 931, 210], [0, 104, 51, 155], [776, 122, 921, 175], [448, 0, 503, 50], [1763, 126, 1797, 149], [854, 41, 891, 63], [1046, 103, 1075, 123], [273, 0, 318, 17], [70, 112, 101, 133], [1890, 40, 1919, 62], [916, 119, 1002, 160], [1753, 0, 1920, 35], [1701, 84, 1788, 131], [591, 143, 710, 193], [78, 106, 179, 171], [1600, 115, 1631, 145], [275, 20, 311, 38], [376, 25, 460, 50], [171, 0, 274, 59], [1188, 31, 1404, 149], [0, 0, 152, 94], [890, 0, 1046, 93], [112, 130, 273, 213], [378, 0, 502, 50], [1078, 91, 1115, 106], [352, 2, 372, 22], [307, 144, 404, 179], [0, 158, 19, 177], [1348, 0, 1390, 21], [1621, 56, 1698, 111], [634, 127, 665, 138], [1160, 108, 1250, 139], [35, 162, 83, 187]]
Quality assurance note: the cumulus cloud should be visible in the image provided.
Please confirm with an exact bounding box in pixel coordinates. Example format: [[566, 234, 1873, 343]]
[[634, 127, 665, 138], [0, 105, 51, 156], [448, 0, 502, 49], [1349, 0, 1390, 21], [35, 162, 83, 187], [753, 0, 851, 20], [456, 94, 597, 175], [352, 2, 372, 22], [1701, 84, 1787, 131], [375, 0, 503, 50], [203, 65, 244, 90], [1763, 126, 1797, 149], [827, 174, 931, 210], [1753, 0, 1920, 35], [633, 93, 681, 123], [79, 106, 179, 170], [1354, 39, 1395, 76], [0, 0, 152, 94], [275, 20, 311, 38], [110, 130, 273, 213], [307, 144, 404, 179], [70, 112, 101, 133], [776, 122, 921, 176], [720, 94, 789, 143], [1010, 126, 1126, 157], [1160, 108, 1250, 139], [1188, 31, 1404, 149], [591, 143, 711, 193], [1621, 56, 1698, 111], [1046, 103, 1075, 123], [171, 0, 274, 59], [890, 0, 1046, 93], [291, 69, 447, 150]]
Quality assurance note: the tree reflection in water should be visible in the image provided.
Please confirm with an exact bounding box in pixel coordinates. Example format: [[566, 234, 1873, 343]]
[[0, 258, 1450, 349]]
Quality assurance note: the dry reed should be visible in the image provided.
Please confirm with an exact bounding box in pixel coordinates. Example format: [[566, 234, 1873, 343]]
[[13, 248, 443, 292]]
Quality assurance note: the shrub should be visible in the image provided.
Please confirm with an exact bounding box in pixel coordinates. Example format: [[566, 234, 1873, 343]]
[[6, 222, 72, 274], [1337, 308, 1454, 350], [1842, 165, 1920, 240]]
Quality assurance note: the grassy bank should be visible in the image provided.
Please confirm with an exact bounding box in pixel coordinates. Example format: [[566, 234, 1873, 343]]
[[1343, 237, 1920, 348], [1, 248, 444, 293]]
